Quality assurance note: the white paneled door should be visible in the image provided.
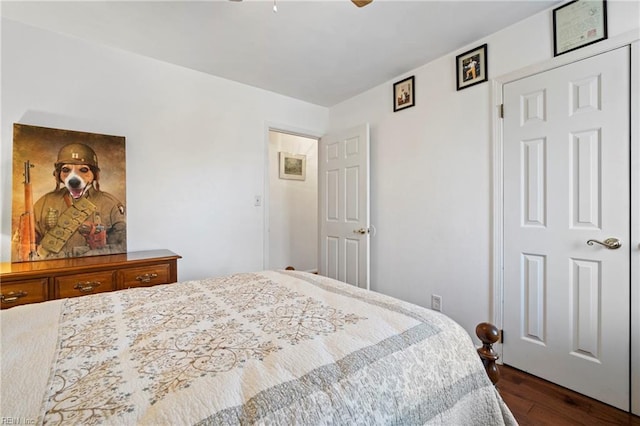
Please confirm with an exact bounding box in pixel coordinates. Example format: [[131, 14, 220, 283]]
[[318, 124, 370, 289], [503, 47, 631, 410]]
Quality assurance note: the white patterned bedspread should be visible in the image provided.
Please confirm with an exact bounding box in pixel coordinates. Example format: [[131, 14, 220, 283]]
[[1, 270, 516, 425]]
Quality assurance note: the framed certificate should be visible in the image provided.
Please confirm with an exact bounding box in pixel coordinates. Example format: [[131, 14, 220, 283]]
[[553, 0, 607, 56]]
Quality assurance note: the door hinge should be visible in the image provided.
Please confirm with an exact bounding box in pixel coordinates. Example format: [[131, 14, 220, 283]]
[[499, 104, 504, 119], [500, 329, 504, 344]]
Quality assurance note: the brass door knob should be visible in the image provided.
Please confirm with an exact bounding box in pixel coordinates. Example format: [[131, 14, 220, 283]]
[[586, 238, 622, 249]]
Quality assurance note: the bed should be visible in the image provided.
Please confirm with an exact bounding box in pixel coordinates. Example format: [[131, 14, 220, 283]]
[[1, 270, 516, 425]]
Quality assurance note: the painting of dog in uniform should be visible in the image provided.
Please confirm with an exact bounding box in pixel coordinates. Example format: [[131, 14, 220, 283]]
[[11, 123, 126, 262]]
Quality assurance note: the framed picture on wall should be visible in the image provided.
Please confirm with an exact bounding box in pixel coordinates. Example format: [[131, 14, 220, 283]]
[[11, 123, 127, 262], [553, 0, 607, 56], [279, 152, 306, 180], [456, 44, 488, 91], [393, 76, 415, 112]]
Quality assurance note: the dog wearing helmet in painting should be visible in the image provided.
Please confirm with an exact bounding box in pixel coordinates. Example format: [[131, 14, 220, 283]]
[[33, 143, 126, 259]]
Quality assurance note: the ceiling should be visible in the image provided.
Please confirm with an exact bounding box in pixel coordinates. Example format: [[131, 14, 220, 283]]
[[1, 0, 560, 107]]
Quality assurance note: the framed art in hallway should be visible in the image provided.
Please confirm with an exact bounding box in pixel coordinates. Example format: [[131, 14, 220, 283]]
[[456, 44, 487, 91], [393, 76, 415, 112], [279, 152, 306, 180]]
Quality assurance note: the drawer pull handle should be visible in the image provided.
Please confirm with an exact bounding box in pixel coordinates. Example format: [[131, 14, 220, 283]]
[[74, 281, 101, 292], [1, 291, 28, 304], [135, 273, 158, 283]]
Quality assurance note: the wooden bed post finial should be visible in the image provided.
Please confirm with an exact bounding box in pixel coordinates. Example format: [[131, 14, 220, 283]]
[[476, 322, 500, 385]]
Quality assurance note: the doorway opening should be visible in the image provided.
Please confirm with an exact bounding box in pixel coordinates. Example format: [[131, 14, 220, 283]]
[[267, 130, 318, 272]]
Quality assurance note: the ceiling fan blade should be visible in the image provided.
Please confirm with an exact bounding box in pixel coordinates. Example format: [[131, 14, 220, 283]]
[[351, 0, 373, 7]]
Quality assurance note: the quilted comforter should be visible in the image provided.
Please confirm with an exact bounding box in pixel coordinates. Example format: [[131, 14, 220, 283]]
[[1, 270, 516, 425]]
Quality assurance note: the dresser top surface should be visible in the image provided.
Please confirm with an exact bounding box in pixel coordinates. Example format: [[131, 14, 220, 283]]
[[1, 250, 181, 276]]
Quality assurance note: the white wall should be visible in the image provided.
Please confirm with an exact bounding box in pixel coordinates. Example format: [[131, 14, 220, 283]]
[[0, 18, 328, 279], [267, 131, 318, 272], [328, 1, 640, 336]]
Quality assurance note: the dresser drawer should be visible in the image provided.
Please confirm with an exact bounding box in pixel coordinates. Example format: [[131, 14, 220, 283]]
[[1, 250, 180, 306], [56, 271, 116, 298], [118, 264, 171, 289], [0, 278, 49, 308]]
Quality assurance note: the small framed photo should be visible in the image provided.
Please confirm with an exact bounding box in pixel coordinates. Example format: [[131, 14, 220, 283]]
[[456, 44, 488, 91], [553, 0, 607, 57], [393, 76, 415, 112], [279, 152, 306, 180]]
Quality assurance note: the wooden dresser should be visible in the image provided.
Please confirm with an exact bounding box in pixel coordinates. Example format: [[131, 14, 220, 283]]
[[0, 249, 181, 309]]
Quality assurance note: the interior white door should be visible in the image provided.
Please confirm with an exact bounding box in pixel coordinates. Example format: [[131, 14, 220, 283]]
[[318, 124, 370, 289], [503, 47, 631, 410]]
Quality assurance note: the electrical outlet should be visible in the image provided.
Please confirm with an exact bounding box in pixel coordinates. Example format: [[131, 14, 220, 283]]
[[431, 294, 442, 312]]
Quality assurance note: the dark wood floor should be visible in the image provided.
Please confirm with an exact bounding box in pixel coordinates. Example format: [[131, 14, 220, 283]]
[[497, 365, 640, 425]]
